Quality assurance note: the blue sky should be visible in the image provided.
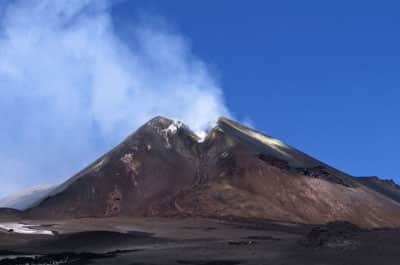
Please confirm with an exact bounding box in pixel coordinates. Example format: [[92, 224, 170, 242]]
[[0, 0, 399, 198], [112, 0, 400, 181]]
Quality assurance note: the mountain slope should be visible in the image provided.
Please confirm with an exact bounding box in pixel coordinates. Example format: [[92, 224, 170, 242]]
[[358, 176, 400, 204], [25, 116, 400, 228], [0, 185, 54, 210], [26, 117, 201, 218]]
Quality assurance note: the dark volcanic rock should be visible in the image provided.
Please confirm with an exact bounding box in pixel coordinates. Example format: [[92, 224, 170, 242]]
[[0, 252, 112, 265], [177, 260, 241, 265], [358, 176, 400, 204], [300, 221, 363, 249], [295, 165, 355, 187]]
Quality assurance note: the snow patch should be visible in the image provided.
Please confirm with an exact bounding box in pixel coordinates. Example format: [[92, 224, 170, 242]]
[[120, 153, 141, 175], [121, 153, 134, 163], [220, 118, 291, 158], [160, 120, 183, 148], [91, 157, 108, 172], [150, 118, 206, 146], [247, 129, 288, 148], [244, 128, 291, 157], [163, 120, 183, 135], [195, 130, 207, 142], [0, 223, 54, 235]]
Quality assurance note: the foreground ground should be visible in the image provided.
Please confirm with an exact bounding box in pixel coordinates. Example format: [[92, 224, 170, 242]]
[[0, 217, 399, 265]]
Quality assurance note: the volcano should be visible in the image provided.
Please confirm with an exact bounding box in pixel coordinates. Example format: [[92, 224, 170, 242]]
[[23, 116, 400, 228]]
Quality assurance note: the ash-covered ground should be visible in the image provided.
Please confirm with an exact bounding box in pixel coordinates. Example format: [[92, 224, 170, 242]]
[[0, 217, 399, 265]]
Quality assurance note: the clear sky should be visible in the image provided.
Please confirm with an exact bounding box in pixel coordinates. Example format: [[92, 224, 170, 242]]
[[0, 0, 399, 198], [112, 0, 400, 181]]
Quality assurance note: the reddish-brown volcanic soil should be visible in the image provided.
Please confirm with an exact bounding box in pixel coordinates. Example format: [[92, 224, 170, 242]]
[[23, 116, 400, 228]]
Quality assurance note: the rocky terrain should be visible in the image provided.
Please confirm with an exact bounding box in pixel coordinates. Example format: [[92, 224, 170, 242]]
[[359, 176, 400, 203], [16, 116, 400, 228], [1, 116, 400, 264], [0, 217, 400, 265]]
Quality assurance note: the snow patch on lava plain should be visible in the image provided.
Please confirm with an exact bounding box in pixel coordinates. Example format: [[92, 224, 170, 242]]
[[0, 223, 54, 235]]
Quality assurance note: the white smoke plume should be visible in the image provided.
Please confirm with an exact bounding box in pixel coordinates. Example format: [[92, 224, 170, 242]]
[[0, 0, 231, 198]]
